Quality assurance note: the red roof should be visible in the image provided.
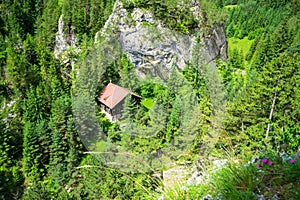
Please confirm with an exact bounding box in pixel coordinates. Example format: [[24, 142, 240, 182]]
[[98, 83, 141, 109]]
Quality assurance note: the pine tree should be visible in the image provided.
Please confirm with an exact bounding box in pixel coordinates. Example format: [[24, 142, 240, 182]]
[[22, 83, 52, 183], [122, 95, 137, 121], [225, 49, 300, 154], [49, 94, 82, 192], [0, 113, 14, 167], [228, 48, 244, 69], [251, 34, 274, 71], [119, 54, 140, 91], [166, 97, 181, 141], [23, 120, 50, 182], [5, 42, 24, 94], [271, 19, 292, 57], [22, 182, 52, 200]]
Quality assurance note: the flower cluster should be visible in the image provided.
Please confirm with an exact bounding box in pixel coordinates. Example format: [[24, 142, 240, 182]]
[[257, 158, 273, 168], [256, 158, 295, 169]]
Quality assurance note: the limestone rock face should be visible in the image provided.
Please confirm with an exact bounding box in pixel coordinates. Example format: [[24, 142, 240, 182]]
[[54, 15, 79, 67], [99, 0, 227, 79]]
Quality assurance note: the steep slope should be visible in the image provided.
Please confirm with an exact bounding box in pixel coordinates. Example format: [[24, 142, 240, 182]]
[[98, 0, 227, 79]]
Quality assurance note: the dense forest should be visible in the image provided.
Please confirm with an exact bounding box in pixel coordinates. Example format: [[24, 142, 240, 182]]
[[0, 0, 299, 199]]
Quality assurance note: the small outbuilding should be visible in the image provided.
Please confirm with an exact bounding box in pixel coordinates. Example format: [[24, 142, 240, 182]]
[[97, 83, 141, 122]]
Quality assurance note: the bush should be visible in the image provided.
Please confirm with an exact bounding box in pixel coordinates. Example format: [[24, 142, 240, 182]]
[[210, 162, 258, 200]]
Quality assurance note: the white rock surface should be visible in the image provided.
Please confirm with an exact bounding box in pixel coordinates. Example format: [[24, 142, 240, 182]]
[[99, 0, 227, 79], [54, 15, 80, 67]]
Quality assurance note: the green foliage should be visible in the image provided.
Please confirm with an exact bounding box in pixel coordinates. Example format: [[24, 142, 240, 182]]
[[166, 97, 181, 140], [0, 0, 299, 198], [253, 154, 300, 199], [151, 180, 210, 200], [0, 128, 13, 167], [45, 92, 83, 197], [108, 123, 121, 143], [0, 165, 24, 200], [122, 0, 200, 34], [199, 0, 228, 25], [72, 155, 154, 199], [211, 162, 258, 199], [121, 100, 167, 154], [23, 120, 51, 183], [119, 54, 140, 91], [228, 37, 254, 59], [138, 78, 168, 99], [209, 155, 300, 199], [228, 48, 244, 69], [22, 85, 50, 123], [151, 153, 300, 200], [121, 95, 138, 122], [61, 0, 116, 40], [0, 111, 15, 168], [22, 182, 52, 200], [49, 96, 69, 186], [222, 0, 300, 156], [34, 0, 60, 49], [141, 98, 155, 110], [226, 55, 299, 154]]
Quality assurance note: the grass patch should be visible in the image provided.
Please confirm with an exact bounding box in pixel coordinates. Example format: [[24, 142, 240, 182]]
[[150, 153, 300, 200], [228, 36, 254, 57], [141, 98, 155, 110], [224, 5, 239, 9], [141, 21, 153, 27], [210, 162, 258, 200]]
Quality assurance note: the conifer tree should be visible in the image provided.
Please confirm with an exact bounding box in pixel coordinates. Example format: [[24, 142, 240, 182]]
[[0, 114, 13, 167], [251, 34, 274, 71], [22, 83, 52, 183], [23, 120, 50, 182], [119, 54, 140, 91], [5, 42, 24, 94], [49, 94, 82, 192], [271, 19, 292, 57], [166, 97, 181, 141]]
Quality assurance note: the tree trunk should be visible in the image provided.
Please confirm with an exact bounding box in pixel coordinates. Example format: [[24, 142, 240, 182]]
[[281, 109, 287, 131], [265, 91, 277, 139]]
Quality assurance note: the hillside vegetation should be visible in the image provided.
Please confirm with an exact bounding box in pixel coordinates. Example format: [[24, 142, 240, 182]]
[[0, 0, 299, 199]]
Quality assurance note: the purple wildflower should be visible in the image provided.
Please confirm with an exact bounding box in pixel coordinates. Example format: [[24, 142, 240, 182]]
[[268, 161, 273, 166], [290, 159, 295, 164], [262, 158, 268, 164], [257, 163, 261, 168]]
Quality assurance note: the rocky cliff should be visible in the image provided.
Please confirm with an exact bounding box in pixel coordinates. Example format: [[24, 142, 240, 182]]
[[98, 0, 227, 79], [54, 15, 80, 68]]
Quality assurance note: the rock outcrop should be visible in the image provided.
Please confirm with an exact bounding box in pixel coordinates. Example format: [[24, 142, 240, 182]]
[[54, 15, 80, 67], [99, 0, 227, 79]]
